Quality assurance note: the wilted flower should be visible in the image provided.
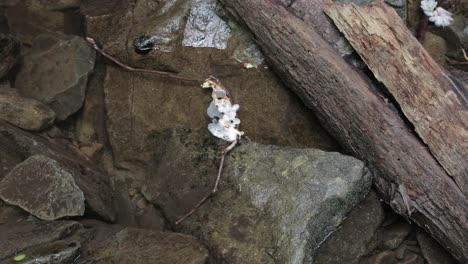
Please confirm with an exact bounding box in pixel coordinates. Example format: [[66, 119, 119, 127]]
[[420, 0, 453, 27], [420, 0, 437, 15], [428, 7, 453, 27], [203, 77, 243, 142]]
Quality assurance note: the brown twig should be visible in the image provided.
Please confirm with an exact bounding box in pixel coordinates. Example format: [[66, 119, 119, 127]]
[[462, 49, 468, 61], [85, 37, 204, 82], [175, 139, 238, 225]]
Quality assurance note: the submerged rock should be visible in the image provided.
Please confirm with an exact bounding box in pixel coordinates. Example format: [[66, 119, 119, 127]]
[[0, 219, 82, 261], [182, 0, 232, 49], [16, 33, 95, 121], [314, 191, 385, 264], [0, 88, 55, 131], [0, 121, 115, 221], [416, 230, 458, 264], [83, 228, 209, 264], [0, 33, 19, 79], [6, 0, 81, 45], [0, 155, 85, 220], [142, 129, 372, 263]]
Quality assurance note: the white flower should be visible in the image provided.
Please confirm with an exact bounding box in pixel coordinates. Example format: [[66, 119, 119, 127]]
[[420, 0, 437, 14], [207, 100, 222, 119], [203, 77, 243, 142], [208, 122, 242, 142], [429, 7, 453, 27]]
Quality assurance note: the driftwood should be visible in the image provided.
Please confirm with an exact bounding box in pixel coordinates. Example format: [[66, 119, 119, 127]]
[[324, 3, 468, 196], [218, 0, 468, 262]]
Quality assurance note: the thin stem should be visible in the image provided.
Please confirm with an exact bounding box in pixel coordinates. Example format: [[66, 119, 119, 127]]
[[416, 15, 429, 42], [175, 139, 238, 225], [85, 37, 204, 82]]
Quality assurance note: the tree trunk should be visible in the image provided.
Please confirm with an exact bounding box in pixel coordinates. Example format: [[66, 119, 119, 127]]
[[218, 0, 468, 262]]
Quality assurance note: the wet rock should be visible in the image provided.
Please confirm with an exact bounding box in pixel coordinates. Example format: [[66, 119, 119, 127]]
[[34, 0, 81, 10], [422, 32, 448, 65], [83, 228, 209, 264], [75, 61, 107, 146], [6, 0, 81, 45], [100, 151, 166, 231], [0, 219, 82, 261], [0, 34, 19, 78], [9, 239, 81, 264], [142, 129, 371, 263], [314, 191, 385, 264], [416, 230, 458, 264], [380, 222, 413, 250], [0, 88, 55, 131], [0, 155, 85, 220], [0, 0, 19, 7], [182, 0, 231, 49], [83, 0, 338, 166], [361, 250, 397, 264], [79, 143, 103, 159], [0, 200, 27, 224], [0, 121, 115, 221], [16, 33, 95, 121]]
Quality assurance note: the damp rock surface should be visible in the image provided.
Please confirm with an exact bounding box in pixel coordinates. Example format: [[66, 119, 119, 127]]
[[0, 88, 55, 131], [82, 228, 209, 264], [0, 155, 85, 220], [0, 122, 115, 222], [15, 33, 95, 121], [142, 129, 372, 264]]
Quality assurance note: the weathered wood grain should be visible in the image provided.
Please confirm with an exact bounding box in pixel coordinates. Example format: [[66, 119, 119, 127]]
[[324, 2, 468, 197], [218, 0, 468, 262]]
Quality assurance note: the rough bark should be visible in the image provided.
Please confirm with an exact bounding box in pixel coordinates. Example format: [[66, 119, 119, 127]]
[[324, 2, 468, 196], [218, 0, 468, 262]]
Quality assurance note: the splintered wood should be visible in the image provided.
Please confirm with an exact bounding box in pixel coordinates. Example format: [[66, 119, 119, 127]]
[[324, 2, 468, 195]]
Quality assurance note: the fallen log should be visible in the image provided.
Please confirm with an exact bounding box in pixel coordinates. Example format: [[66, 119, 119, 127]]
[[218, 0, 468, 262], [324, 2, 468, 196]]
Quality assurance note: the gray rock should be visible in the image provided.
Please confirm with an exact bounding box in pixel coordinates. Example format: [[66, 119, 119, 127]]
[[83, 228, 209, 264], [0, 219, 82, 261], [0, 155, 85, 220], [182, 0, 232, 49], [314, 191, 385, 264], [0, 88, 55, 131], [16, 33, 95, 120], [0, 34, 19, 78], [416, 230, 458, 264], [0, 122, 115, 221], [142, 129, 372, 264]]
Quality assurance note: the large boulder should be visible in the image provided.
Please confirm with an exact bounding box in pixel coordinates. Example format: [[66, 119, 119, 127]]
[[0, 121, 115, 221], [82, 0, 338, 166], [0, 88, 55, 131], [0, 155, 85, 220], [15, 33, 95, 121], [142, 129, 372, 263]]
